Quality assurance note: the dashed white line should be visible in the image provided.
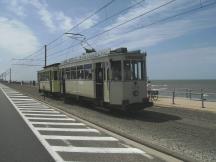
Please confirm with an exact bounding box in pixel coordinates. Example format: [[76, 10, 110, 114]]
[[36, 127, 99, 132], [17, 105, 49, 108], [24, 114, 66, 117], [43, 135, 118, 141], [11, 98, 35, 101], [19, 109, 54, 111], [27, 117, 75, 121], [1, 87, 64, 162], [31, 122, 85, 126], [52, 146, 145, 154], [1, 86, 153, 161], [14, 103, 43, 105], [9, 96, 29, 98], [21, 110, 60, 113]]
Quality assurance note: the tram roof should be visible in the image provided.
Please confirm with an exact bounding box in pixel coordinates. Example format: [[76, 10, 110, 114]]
[[60, 47, 145, 66], [43, 63, 60, 69]]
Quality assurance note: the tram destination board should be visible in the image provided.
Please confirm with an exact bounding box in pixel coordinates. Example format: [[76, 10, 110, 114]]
[[125, 55, 144, 60]]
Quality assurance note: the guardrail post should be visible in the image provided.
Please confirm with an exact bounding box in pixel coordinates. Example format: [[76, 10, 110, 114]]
[[201, 89, 205, 108], [189, 89, 192, 100], [186, 88, 188, 98], [172, 88, 175, 104]]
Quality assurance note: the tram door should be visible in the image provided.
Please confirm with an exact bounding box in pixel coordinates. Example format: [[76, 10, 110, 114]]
[[49, 71, 52, 92], [61, 69, 65, 94], [95, 63, 104, 100]]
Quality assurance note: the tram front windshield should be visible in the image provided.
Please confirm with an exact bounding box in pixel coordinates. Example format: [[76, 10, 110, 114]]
[[124, 60, 145, 80], [111, 60, 145, 81]]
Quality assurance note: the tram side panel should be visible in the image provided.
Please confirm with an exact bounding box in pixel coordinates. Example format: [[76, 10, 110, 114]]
[[65, 80, 96, 99], [109, 81, 147, 105], [39, 80, 51, 92], [51, 80, 61, 93]]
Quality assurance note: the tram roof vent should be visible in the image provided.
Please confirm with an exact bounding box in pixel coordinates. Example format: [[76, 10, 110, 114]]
[[111, 47, 127, 53]]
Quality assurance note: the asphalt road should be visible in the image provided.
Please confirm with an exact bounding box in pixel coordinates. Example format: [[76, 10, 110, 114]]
[[4, 83, 216, 162], [0, 87, 54, 162], [0, 84, 177, 162]]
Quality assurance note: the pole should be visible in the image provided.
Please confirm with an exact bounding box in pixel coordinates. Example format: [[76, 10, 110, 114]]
[[9, 68, 11, 83], [201, 89, 205, 108], [172, 88, 175, 104], [45, 44, 47, 67]]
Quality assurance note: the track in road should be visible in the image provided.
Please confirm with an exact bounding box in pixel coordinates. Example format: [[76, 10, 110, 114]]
[[0, 84, 165, 162]]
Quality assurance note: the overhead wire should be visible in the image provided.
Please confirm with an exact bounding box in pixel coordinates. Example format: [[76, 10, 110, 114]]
[[45, 0, 146, 53], [47, 0, 216, 61], [46, 0, 177, 59], [46, 0, 116, 47], [15, 0, 116, 66], [15, 0, 216, 66]]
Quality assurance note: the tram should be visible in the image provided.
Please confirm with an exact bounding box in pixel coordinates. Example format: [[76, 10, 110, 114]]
[[38, 63, 60, 94], [38, 47, 152, 110]]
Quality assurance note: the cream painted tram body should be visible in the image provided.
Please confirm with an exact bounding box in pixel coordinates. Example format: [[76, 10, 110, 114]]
[[38, 47, 152, 110], [38, 63, 61, 94]]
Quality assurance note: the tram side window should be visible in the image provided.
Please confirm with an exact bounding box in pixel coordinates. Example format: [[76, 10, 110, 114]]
[[40, 73, 42, 81], [143, 60, 146, 80], [71, 66, 77, 79], [84, 64, 92, 80], [43, 71, 49, 81], [124, 61, 132, 80], [111, 61, 121, 81], [77, 65, 84, 79], [65, 68, 71, 80], [53, 71, 58, 80]]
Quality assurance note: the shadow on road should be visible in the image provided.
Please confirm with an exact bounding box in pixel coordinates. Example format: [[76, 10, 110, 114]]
[[106, 109, 182, 123]]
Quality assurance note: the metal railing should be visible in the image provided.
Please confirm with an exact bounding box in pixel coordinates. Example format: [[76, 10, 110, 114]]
[[149, 88, 216, 108]]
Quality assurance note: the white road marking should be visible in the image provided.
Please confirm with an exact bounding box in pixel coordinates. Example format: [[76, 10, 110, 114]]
[[21, 110, 59, 113], [31, 122, 85, 126], [11, 98, 35, 101], [36, 127, 99, 132], [19, 107, 55, 112], [17, 105, 49, 108], [18, 108, 51, 110], [4, 92, 20, 94], [13, 101, 39, 103], [27, 117, 75, 121], [1, 86, 153, 161], [52, 146, 145, 154], [1, 88, 64, 161], [9, 95, 29, 98], [14, 103, 42, 105], [43, 135, 118, 141], [24, 113, 65, 117]]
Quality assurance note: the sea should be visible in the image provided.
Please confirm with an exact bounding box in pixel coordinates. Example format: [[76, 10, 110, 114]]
[[150, 80, 216, 102]]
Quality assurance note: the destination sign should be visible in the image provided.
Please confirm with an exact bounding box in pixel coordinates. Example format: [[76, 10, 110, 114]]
[[125, 55, 144, 60]]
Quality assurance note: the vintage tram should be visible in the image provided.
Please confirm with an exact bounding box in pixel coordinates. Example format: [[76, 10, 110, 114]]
[[38, 47, 152, 110], [38, 63, 60, 94]]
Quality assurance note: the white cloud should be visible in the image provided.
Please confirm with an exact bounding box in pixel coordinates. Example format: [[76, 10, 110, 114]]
[[55, 11, 74, 31], [79, 15, 99, 29], [0, 17, 39, 56], [29, 0, 56, 32], [4, 0, 100, 33], [4, 0, 28, 17]]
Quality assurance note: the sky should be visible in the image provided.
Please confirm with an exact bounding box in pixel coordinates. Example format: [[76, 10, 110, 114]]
[[0, 0, 216, 81]]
